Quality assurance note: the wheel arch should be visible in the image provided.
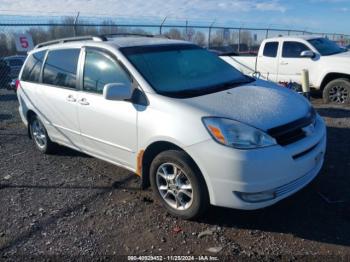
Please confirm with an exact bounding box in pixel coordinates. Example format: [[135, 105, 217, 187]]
[[26, 109, 37, 139], [139, 141, 210, 200], [320, 73, 350, 90]]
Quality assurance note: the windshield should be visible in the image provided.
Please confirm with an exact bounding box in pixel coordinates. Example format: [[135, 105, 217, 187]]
[[121, 44, 253, 98], [308, 38, 346, 56]]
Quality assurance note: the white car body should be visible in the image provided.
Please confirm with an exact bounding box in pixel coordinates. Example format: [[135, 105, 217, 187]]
[[17, 36, 327, 211], [221, 35, 350, 90]]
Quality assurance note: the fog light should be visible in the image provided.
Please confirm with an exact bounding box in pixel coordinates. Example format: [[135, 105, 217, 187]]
[[235, 190, 276, 203]]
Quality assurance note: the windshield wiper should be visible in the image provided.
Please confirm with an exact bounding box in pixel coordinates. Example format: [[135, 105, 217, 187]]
[[160, 77, 255, 98], [211, 77, 254, 90]]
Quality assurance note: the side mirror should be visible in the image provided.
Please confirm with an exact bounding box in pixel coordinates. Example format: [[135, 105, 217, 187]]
[[103, 83, 133, 101], [300, 50, 315, 58]]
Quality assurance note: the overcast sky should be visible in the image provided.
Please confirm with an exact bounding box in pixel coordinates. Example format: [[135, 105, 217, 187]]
[[0, 0, 350, 34]]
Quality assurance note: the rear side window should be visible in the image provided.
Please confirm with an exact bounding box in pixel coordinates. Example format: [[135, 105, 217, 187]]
[[263, 42, 279, 57], [83, 50, 131, 94], [21, 51, 46, 83], [43, 49, 80, 89], [282, 42, 310, 58]]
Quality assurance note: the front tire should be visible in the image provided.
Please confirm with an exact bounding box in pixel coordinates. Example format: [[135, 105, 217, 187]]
[[323, 78, 350, 104], [150, 150, 209, 220], [29, 115, 56, 154]]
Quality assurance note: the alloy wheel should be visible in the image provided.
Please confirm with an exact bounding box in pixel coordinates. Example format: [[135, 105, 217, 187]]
[[31, 119, 47, 149], [329, 85, 349, 104], [156, 163, 193, 210]]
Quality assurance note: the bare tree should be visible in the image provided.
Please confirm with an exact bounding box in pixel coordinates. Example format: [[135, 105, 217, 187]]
[[27, 27, 51, 44], [183, 27, 195, 41], [131, 28, 149, 35], [240, 30, 253, 47], [165, 28, 183, 40], [193, 31, 206, 46], [100, 20, 119, 35], [0, 33, 12, 56], [47, 17, 75, 39], [211, 29, 225, 47]]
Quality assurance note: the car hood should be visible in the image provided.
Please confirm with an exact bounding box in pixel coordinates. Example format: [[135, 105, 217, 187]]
[[319, 51, 350, 72], [329, 50, 350, 57], [181, 81, 311, 131], [321, 50, 350, 61]]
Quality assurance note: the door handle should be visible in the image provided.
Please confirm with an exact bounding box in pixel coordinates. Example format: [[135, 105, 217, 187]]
[[280, 61, 289, 65], [66, 95, 76, 102], [78, 98, 90, 105]]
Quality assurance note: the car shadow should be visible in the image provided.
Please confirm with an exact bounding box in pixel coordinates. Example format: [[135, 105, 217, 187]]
[[54, 145, 92, 158], [310, 90, 322, 99], [316, 107, 350, 119], [199, 125, 350, 247], [0, 114, 12, 121], [0, 93, 17, 102]]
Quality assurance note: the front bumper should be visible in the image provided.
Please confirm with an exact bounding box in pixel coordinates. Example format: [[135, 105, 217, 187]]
[[186, 115, 327, 210]]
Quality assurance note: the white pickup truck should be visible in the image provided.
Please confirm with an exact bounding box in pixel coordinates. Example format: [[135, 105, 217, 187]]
[[221, 35, 350, 104]]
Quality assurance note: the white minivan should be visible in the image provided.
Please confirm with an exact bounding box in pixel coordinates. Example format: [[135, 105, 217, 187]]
[[17, 35, 326, 219]]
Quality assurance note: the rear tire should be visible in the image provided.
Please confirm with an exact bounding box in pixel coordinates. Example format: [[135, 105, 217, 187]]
[[150, 150, 209, 220], [323, 78, 350, 104], [29, 115, 56, 154]]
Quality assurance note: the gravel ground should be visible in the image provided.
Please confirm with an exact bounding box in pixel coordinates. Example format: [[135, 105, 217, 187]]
[[0, 89, 349, 261]]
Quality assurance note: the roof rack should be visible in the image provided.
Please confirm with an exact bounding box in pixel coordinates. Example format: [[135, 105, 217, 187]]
[[34, 36, 105, 49]]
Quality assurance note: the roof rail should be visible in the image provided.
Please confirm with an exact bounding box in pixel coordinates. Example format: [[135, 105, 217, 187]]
[[100, 33, 155, 39], [100, 33, 170, 39], [34, 36, 105, 49], [34, 33, 171, 49]]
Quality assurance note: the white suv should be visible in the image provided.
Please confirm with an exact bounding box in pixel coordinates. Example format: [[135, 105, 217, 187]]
[[17, 35, 327, 219]]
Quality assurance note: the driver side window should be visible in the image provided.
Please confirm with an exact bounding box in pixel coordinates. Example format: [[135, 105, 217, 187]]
[[83, 50, 131, 94], [282, 41, 311, 58]]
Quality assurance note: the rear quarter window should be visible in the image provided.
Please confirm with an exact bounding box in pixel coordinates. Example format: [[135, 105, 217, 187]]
[[43, 49, 80, 89], [21, 51, 46, 83], [263, 42, 279, 57]]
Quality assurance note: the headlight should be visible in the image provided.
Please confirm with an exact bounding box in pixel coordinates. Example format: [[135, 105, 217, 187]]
[[202, 117, 277, 149]]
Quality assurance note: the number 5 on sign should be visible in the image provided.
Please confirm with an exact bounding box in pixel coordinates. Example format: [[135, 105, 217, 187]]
[[14, 33, 34, 52]]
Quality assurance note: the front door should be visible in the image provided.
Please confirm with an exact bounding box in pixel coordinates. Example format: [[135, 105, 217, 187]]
[[277, 41, 315, 84], [77, 48, 137, 169]]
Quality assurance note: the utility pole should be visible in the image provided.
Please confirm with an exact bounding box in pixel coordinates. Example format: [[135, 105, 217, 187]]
[[208, 19, 216, 48], [159, 16, 167, 35], [73, 12, 80, 37], [238, 28, 241, 53]]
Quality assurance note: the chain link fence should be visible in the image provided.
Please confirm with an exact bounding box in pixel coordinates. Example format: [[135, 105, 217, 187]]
[[1, 15, 350, 90]]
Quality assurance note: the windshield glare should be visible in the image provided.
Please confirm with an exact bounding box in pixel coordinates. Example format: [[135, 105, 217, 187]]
[[121, 45, 252, 98], [308, 38, 346, 56]]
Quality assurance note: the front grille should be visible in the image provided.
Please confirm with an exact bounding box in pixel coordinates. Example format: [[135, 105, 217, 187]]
[[268, 108, 316, 146]]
